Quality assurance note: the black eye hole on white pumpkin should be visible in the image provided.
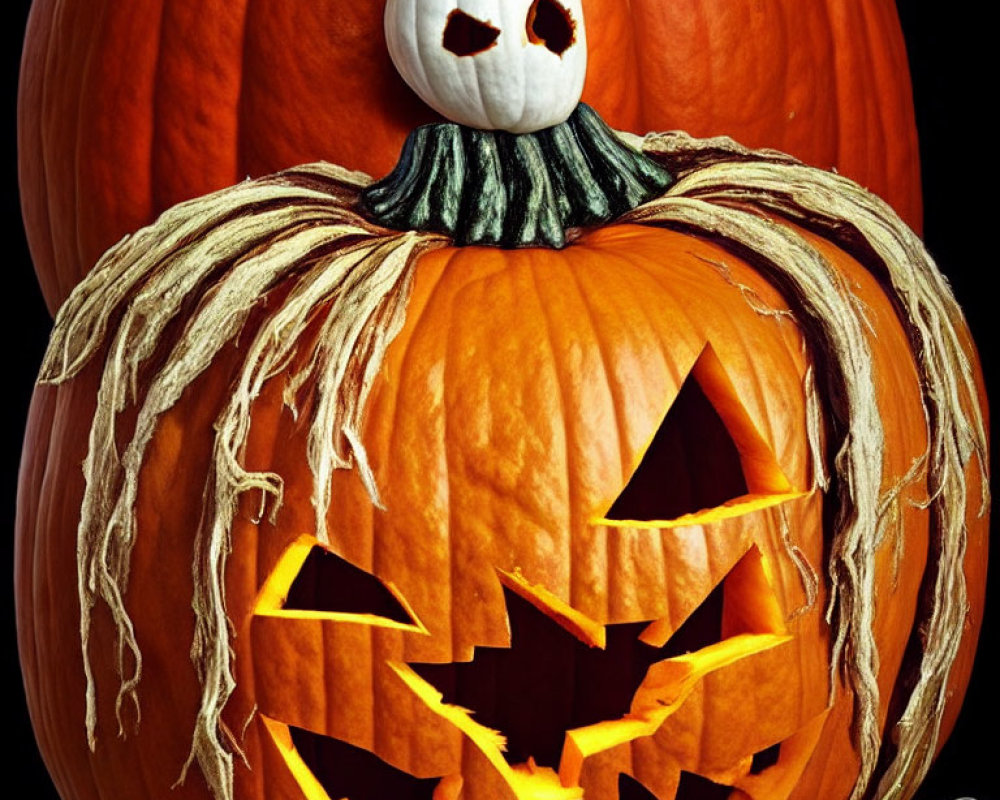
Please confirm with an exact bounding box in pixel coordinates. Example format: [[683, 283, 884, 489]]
[[526, 0, 576, 55], [442, 9, 501, 56], [596, 343, 802, 529], [254, 534, 424, 632]]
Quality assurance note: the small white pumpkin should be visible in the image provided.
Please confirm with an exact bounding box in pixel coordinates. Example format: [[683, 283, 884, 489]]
[[385, 0, 587, 133]]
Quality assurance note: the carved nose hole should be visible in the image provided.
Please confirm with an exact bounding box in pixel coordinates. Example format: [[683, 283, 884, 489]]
[[443, 10, 501, 57], [526, 0, 576, 55]]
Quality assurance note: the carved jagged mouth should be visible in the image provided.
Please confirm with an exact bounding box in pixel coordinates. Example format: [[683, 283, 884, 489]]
[[389, 549, 790, 796], [409, 578, 730, 770], [285, 728, 792, 800], [392, 552, 788, 800], [259, 543, 793, 799]]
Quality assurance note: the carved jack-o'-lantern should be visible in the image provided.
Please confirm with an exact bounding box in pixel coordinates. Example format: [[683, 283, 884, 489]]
[[15, 4, 987, 800]]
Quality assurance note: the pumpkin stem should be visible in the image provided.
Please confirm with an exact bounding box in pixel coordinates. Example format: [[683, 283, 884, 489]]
[[360, 103, 672, 248]]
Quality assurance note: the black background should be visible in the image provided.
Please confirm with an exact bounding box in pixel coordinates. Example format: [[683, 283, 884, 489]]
[[2, 2, 994, 798]]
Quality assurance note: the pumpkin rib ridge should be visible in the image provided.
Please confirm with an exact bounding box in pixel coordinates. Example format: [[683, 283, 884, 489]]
[[27, 386, 70, 797], [623, 1, 648, 131], [577, 236, 677, 478], [576, 242, 696, 627], [525, 259, 578, 608], [17, 387, 48, 786], [563, 250, 630, 624], [818, 0, 843, 175], [439, 249, 468, 666], [394, 254, 456, 668], [233, 0, 253, 181], [856, 0, 890, 196], [148, 0, 172, 214], [37, 0, 72, 315], [48, 380, 105, 800]]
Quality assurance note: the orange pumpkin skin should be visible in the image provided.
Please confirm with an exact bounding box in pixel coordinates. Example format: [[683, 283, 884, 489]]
[[15, 222, 985, 800], [17, 0, 920, 315]]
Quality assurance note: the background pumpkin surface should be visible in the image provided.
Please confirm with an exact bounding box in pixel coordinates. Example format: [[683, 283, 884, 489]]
[[5, 3, 994, 799], [17, 0, 921, 315]]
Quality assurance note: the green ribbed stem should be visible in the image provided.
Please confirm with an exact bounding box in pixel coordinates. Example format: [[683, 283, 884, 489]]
[[360, 104, 672, 248]]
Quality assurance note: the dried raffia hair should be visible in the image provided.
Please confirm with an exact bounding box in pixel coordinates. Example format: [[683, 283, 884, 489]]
[[39, 162, 447, 799], [39, 131, 987, 800]]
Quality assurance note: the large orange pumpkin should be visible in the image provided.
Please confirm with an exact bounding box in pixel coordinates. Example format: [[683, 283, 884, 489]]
[[15, 120, 987, 800], [17, 0, 922, 315]]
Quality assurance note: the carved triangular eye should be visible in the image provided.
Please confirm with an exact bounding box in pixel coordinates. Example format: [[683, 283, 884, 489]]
[[603, 344, 794, 525], [283, 546, 414, 624], [443, 10, 501, 56], [255, 535, 422, 629]]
